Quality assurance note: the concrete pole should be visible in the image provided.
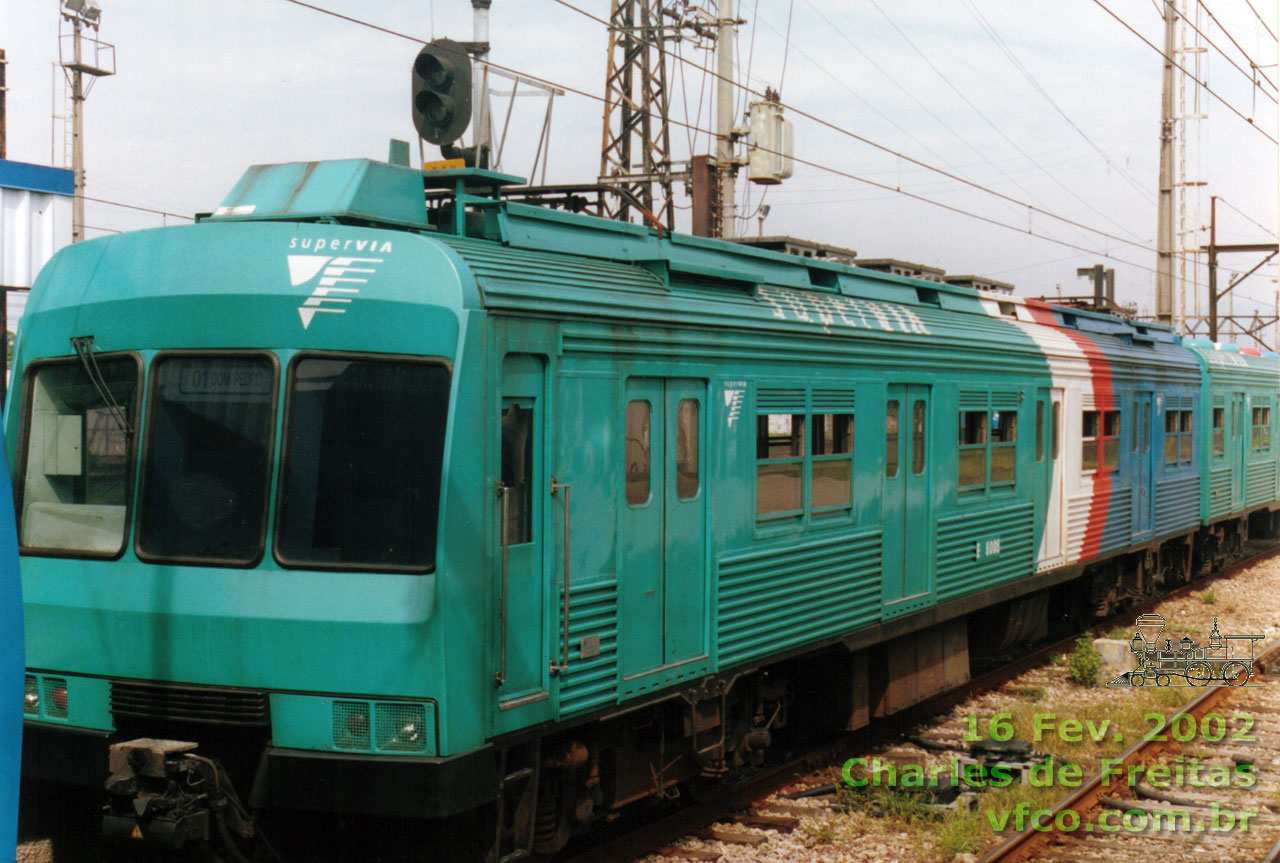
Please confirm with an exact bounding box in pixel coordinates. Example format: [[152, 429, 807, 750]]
[[0, 49, 7, 160], [716, 0, 735, 238], [71, 17, 85, 243], [1208, 196, 1218, 340], [1155, 0, 1177, 322]]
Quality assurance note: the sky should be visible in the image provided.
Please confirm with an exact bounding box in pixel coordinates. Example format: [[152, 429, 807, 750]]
[[1, 0, 1277, 340]]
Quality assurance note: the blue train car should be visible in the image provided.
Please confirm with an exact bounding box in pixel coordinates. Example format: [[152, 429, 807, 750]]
[[10, 158, 1280, 860], [0, 433, 21, 863]]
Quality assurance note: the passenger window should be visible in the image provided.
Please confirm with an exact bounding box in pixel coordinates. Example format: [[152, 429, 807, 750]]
[[1142, 402, 1151, 453], [911, 401, 926, 475], [1163, 409, 1194, 465], [1213, 408, 1225, 456], [1252, 406, 1272, 453], [756, 414, 803, 519], [958, 410, 987, 491], [676, 399, 700, 500], [625, 401, 651, 506], [1082, 409, 1118, 472], [991, 410, 1017, 484], [501, 404, 532, 545], [1052, 402, 1061, 460], [811, 414, 853, 510], [885, 401, 900, 478], [1035, 402, 1044, 462]]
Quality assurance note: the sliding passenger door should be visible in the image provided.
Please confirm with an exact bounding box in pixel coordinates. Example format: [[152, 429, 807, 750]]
[[882, 384, 932, 617], [1134, 391, 1154, 537], [1232, 392, 1247, 511], [618, 377, 708, 687], [1037, 388, 1066, 568]]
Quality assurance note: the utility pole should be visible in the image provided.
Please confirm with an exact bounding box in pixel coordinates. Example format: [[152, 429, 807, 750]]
[[471, 0, 491, 158], [59, 0, 114, 243], [715, 0, 736, 238], [0, 49, 7, 159], [1155, 0, 1177, 324], [1202, 195, 1280, 345]]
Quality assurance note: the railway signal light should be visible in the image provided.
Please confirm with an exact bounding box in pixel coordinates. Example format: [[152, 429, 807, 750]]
[[411, 38, 472, 146]]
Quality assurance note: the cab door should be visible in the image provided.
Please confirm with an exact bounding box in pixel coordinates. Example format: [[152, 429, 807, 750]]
[[882, 384, 932, 617], [492, 355, 550, 727], [617, 377, 707, 689]]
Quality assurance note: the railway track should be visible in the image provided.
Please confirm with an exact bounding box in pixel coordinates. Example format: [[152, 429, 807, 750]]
[[980, 638, 1280, 863], [559, 543, 1280, 863]]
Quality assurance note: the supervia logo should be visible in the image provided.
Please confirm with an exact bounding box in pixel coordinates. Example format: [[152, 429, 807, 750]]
[[287, 254, 384, 329]]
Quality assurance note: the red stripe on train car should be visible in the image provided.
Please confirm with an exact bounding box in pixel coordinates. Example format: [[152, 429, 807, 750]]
[[1024, 299, 1115, 560]]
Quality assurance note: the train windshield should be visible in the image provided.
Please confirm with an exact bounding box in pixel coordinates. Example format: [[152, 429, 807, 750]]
[[136, 354, 277, 565], [18, 356, 140, 556], [276, 357, 449, 572]]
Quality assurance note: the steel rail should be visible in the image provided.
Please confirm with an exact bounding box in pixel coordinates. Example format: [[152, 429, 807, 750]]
[[978, 572, 1280, 862]]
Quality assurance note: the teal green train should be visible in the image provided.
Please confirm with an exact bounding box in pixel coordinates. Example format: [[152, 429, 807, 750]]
[[11, 158, 1280, 859]]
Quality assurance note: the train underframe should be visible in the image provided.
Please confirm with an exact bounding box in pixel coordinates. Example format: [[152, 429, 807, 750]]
[[20, 507, 1280, 862]]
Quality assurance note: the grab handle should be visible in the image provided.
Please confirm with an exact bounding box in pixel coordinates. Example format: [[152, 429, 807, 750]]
[[494, 483, 511, 687], [550, 478, 571, 675]]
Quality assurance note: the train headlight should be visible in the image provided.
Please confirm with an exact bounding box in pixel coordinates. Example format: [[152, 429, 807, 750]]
[[23, 676, 38, 715], [332, 701, 371, 750], [375, 704, 427, 752]]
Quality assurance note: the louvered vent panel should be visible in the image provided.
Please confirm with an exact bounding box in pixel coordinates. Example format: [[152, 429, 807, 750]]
[[756, 388, 806, 413], [812, 389, 855, 412], [110, 681, 269, 726]]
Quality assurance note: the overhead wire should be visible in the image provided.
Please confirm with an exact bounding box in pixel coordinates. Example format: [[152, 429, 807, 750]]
[[801, 0, 1149, 244], [280, 0, 1167, 275], [1215, 196, 1280, 239], [1175, 0, 1278, 97], [80, 196, 194, 221], [1087, 0, 1278, 144], [958, 0, 1160, 199], [1239, 0, 1278, 42], [552, 0, 1159, 254]]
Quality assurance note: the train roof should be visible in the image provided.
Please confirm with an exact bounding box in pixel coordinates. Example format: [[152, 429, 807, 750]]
[[22, 157, 1266, 381]]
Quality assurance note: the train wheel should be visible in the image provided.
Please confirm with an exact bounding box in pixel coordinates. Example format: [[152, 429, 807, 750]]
[[1186, 662, 1213, 686], [1130, 675, 1144, 686], [1222, 662, 1251, 687], [1156, 674, 1170, 686]]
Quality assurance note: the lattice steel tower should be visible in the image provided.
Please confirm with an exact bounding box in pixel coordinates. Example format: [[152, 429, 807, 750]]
[[598, 0, 675, 227]]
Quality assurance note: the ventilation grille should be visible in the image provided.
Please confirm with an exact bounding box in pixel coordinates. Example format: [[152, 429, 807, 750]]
[[812, 389, 855, 412], [110, 680, 269, 726], [756, 388, 805, 413]]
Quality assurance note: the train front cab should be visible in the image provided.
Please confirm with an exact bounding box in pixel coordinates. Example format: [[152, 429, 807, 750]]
[[9, 212, 511, 856]]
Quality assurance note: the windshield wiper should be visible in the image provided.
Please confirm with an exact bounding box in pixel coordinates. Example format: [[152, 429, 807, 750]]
[[70, 336, 134, 438]]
